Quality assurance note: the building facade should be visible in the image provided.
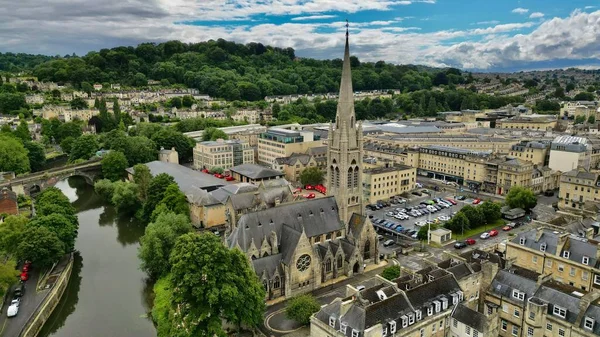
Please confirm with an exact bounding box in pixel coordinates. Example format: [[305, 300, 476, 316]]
[[257, 128, 323, 166], [362, 164, 416, 204], [273, 153, 319, 183], [558, 170, 600, 210], [193, 139, 254, 171], [549, 136, 591, 173]]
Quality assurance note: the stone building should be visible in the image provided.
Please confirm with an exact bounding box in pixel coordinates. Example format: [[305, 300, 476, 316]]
[[273, 153, 319, 183], [0, 188, 18, 215]]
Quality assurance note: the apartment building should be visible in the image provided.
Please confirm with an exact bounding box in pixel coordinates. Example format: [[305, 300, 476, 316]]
[[193, 139, 254, 171], [561, 101, 598, 117], [497, 116, 557, 131], [549, 136, 591, 173], [558, 169, 600, 210], [257, 128, 323, 165], [508, 140, 551, 166], [273, 153, 319, 183], [365, 134, 518, 153], [230, 109, 271, 124], [362, 164, 416, 204], [495, 158, 535, 196], [449, 303, 499, 337]]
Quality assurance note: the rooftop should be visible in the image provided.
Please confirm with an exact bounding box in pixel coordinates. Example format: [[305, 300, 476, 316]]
[[230, 164, 284, 180], [364, 164, 414, 175]]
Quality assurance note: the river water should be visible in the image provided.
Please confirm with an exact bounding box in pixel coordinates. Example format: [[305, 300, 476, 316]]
[[38, 177, 157, 337]]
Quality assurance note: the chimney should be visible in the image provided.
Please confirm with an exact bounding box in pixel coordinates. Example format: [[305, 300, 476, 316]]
[[536, 273, 552, 286], [274, 197, 281, 206], [340, 298, 355, 317], [585, 227, 594, 240], [575, 290, 600, 327], [535, 227, 544, 242], [556, 233, 569, 256]]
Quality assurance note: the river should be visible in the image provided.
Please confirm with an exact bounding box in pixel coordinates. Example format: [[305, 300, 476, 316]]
[[38, 176, 157, 337]]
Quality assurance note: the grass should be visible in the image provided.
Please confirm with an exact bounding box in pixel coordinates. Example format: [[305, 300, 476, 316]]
[[453, 218, 506, 240]]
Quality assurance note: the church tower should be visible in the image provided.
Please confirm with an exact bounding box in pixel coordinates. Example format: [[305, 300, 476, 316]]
[[327, 23, 364, 226]]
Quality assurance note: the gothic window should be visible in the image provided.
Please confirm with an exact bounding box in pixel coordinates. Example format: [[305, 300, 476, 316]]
[[364, 240, 371, 260], [326, 258, 332, 273], [263, 251, 269, 257], [273, 276, 281, 289], [353, 167, 359, 188], [263, 280, 268, 291], [337, 255, 343, 268], [296, 254, 311, 272], [335, 167, 340, 188], [348, 167, 353, 188]]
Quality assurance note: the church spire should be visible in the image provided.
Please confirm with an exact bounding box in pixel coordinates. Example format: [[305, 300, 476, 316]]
[[336, 19, 354, 129]]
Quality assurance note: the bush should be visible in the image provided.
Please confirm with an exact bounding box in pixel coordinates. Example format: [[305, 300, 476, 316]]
[[286, 294, 321, 325], [381, 265, 401, 280]]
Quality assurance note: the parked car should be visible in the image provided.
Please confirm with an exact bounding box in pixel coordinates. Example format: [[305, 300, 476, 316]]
[[412, 191, 422, 196], [383, 239, 395, 247], [445, 198, 457, 205], [489, 230, 499, 237], [472, 198, 481, 205], [20, 272, 28, 282], [201, 169, 209, 173], [13, 284, 24, 297], [454, 242, 467, 249], [305, 193, 315, 199], [305, 185, 314, 190], [480, 232, 491, 239], [377, 235, 384, 241], [502, 225, 512, 231], [544, 190, 554, 196], [225, 176, 235, 181], [415, 183, 423, 188], [465, 238, 476, 245], [456, 195, 466, 200], [7, 298, 20, 317]]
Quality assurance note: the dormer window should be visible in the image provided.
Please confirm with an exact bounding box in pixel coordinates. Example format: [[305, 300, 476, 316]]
[[351, 329, 359, 337], [452, 293, 458, 305], [408, 313, 415, 325], [553, 305, 566, 318], [427, 306, 433, 316], [382, 327, 388, 337], [519, 237, 526, 245], [415, 310, 422, 321], [563, 251, 570, 259], [390, 321, 397, 333], [540, 243, 546, 252], [329, 316, 336, 328], [512, 290, 525, 301], [457, 290, 464, 301], [340, 322, 347, 333], [401, 315, 408, 328], [434, 300, 441, 313], [584, 317, 595, 330], [441, 297, 448, 310], [583, 256, 590, 265]]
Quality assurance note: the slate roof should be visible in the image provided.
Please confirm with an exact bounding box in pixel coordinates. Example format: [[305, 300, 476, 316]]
[[446, 263, 473, 280], [562, 169, 598, 181], [533, 282, 582, 325], [582, 304, 600, 335], [252, 253, 283, 279], [451, 303, 487, 332], [274, 153, 313, 166], [490, 269, 539, 304], [230, 163, 284, 180]]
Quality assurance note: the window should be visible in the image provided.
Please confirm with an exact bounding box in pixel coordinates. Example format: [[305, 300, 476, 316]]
[[340, 322, 347, 333], [512, 290, 525, 301], [583, 256, 590, 265], [563, 251, 570, 258], [583, 271, 589, 280], [529, 311, 535, 320], [546, 259, 553, 268], [427, 306, 433, 316], [408, 314, 415, 325], [540, 243, 546, 251], [432, 322, 437, 332], [558, 328, 565, 336], [382, 327, 387, 337], [514, 308, 520, 318], [532, 256, 538, 263], [558, 264, 564, 272], [570, 267, 576, 277], [273, 276, 281, 289], [546, 323, 552, 331], [390, 321, 396, 333], [512, 326, 519, 336], [416, 310, 422, 321], [527, 327, 534, 336], [329, 317, 336, 328], [501, 320, 507, 331], [466, 326, 471, 335], [595, 274, 600, 285], [351, 329, 359, 337], [502, 304, 508, 313], [519, 237, 526, 245], [584, 317, 595, 330], [473, 331, 478, 337], [419, 328, 424, 337], [553, 305, 566, 318]]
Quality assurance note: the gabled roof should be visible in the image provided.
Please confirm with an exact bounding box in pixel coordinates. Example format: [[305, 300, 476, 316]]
[[490, 269, 539, 303], [230, 164, 284, 180], [451, 303, 487, 332]]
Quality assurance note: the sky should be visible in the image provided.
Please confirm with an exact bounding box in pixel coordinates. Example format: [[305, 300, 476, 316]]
[[2, 0, 600, 72]]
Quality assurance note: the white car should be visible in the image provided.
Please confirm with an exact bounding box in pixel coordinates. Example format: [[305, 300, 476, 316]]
[[416, 183, 423, 188], [7, 298, 20, 317], [415, 220, 427, 227], [480, 232, 491, 240], [438, 216, 450, 221]]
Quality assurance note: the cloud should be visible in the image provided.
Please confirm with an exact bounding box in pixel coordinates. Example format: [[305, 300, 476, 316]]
[[585, 6, 596, 9], [529, 12, 545, 19], [474, 20, 500, 25], [512, 8, 529, 15], [470, 22, 535, 35], [291, 15, 337, 21]]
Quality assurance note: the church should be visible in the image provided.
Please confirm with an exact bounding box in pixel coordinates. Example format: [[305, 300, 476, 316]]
[[227, 28, 378, 300]]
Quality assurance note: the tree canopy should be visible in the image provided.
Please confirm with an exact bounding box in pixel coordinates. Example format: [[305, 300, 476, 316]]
[[286, 294, 321, 325], [101, 150, 128, 181], [299, 166, 324, 186], [506, 187, 537, 210], [0, 134, 30, 173]]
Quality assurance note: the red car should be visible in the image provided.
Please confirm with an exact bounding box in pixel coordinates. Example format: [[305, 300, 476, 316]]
[[445, 198, 457, 205], [20, 272, 28, 282], [225, 176, 235, 181], [315, 184, 327, 194], [201, 169, 209, 173], [22, 264, 29, 272], [213, 173, 224, 179], [502, 225, 512, 231], [294, 187, 302, 194], [489, 230, 499, 237], [305, 185, 314, 190], [472, 198, 481, 205], [305, 193, 316, 199], [465, 238, 476, 245]]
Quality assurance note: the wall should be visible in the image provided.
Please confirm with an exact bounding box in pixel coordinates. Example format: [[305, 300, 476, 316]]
[[549, 150, 585, 173]]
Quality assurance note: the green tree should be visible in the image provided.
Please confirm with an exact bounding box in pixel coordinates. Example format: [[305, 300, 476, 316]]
[[444, 212, 470, 234], [202, 127, 228, 141], [101, 150, 128, 181], [574, 92, 595, 101], [16, 226, 64, 268], [0, 215, 28, 253], [151, 184, 189, 221], [138, 212, 193, 279], [0, 134, 30, 173], [111, 181, 140, 214], [23, 141, 46, 172], [588, 115, 596, 124], [299, 167, 324, 186], [460, 205, 485, 227], [56, 121, 83, 142], [70, 97, 88, 109], [36, 187, 75, 216], [417, 224, 434, 241], [69, 134, 99, 161], [81, 82, 93, 96], [381, 265, 401, 280], [182, 95, 194, 108], [133, 164, 152, 201], [0, 260, 20, 297], [14, 119, 31, 141], [27, 214, 78, 252], [94, 179, 115, 202], [575, 115, 586, 124], [113, 99, 122, 125], [286, 294, 321, 325], [142, 173, 175, 221], [168, 233, 265, 335], [60, 136, 75, 154], [505, 186, 537, 210], [479, 201, 502, 224], [151, 128, 195, 162]]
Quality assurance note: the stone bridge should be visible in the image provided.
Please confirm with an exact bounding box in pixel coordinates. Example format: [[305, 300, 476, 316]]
[[0, 160, 102, 195]]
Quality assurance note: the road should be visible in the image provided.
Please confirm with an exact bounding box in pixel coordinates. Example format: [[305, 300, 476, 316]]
[[0, 267, 50, 337]]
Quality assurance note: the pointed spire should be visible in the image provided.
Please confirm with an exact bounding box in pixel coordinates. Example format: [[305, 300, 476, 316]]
[[336, 19, 355, 128]]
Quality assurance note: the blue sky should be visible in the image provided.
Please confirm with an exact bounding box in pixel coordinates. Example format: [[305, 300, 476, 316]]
[[3, 0, 600, 72]]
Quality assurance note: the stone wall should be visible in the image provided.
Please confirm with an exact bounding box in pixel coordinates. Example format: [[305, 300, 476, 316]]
[[19, 255, 73, 337]]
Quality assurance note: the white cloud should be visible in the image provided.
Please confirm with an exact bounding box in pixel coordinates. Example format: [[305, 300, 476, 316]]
[[512, 7, 529, 15], [585, 6, 596, 9], [474, 20, 500, 25], [291, 15, 337, 21], [470, 22, 534, 35], [529, 12, 545, 19]]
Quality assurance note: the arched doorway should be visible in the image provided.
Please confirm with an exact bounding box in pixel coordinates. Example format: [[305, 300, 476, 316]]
[[353, 262, 359, 274], [363, 240, 371, 260]]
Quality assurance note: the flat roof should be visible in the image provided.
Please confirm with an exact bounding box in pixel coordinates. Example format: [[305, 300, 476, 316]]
[[364, 164, 414, 174], [230, 164, 284, 179]]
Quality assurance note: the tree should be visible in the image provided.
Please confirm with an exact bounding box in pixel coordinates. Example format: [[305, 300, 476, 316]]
[[588, 115, 596, 124], [0, 259, 20, 297], [16, 226, 64, 268], [133, 164, 152, 201], [286, 294, 321, 325], [151, 128, 195, 162], [36, 187, 75, 216], [444, 212, 470, 234], [381, 265, 401, 280], [182, 95, 194, 108], [202, 127, 228, 141], [0, 215, 28, 253], [70, 97, 88, 109], [299, 167, 324, 186], [460, 205, 485, 226], [574, 92, 595, 101], [0, 134, 30, 173], [142, 173, 175, 221], [138, 212, 193, 279], [101, 151, 128, 181], [94, 179, 115, 202], [69, 134, 99, 161], [575, 115, 586, 124], [14, 119, 31, 141], [479, 201, 502, 224], [151, 184, 189, 221], [417, 224, 433, 241], [554, 87, 565, 98], [505, 186, 537, 210], [60, 136, 75, 154], [23, 141, 46, 172], [565, 82, 576, 92], [168, 233, 265, 335], [111, 181, 140, 214], [27, 214, 78, 252], [113, 99, 122, 125], [81, 82, 93, 96]]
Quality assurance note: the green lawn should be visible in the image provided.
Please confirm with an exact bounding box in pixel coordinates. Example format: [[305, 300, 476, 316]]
[[452, 219, 506, 240]]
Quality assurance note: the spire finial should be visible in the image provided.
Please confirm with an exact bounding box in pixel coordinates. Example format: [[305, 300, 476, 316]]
[[345, 19, 349, 37]]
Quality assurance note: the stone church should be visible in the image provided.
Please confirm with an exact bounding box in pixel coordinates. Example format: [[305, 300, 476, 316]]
[[227, 29, 378, 300]]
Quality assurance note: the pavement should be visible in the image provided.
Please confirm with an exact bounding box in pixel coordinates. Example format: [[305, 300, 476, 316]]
[[0, 266, 50, 337]]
